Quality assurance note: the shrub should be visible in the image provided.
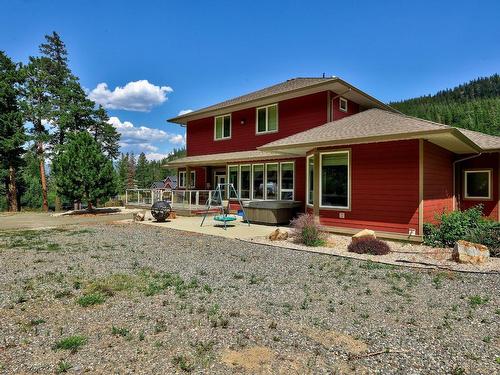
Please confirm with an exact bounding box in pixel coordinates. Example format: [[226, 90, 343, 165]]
[[424, 205, 500, 256], [290, 213, 326, 247], [348, 238, 391, 255]]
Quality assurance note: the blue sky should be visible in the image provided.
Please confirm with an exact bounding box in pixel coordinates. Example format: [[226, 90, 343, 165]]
[[2, 0, 499, 159]]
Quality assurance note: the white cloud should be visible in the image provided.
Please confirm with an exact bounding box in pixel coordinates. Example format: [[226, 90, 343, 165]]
[[109, 116, 185, 155], [88, 80, 173, 112], [178, 109, 193, 116], [145, 152, 171, 161]]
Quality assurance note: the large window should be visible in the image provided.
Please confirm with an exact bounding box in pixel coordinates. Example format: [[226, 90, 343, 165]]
[[320, 151, 350, 209], [228, 165, 238, 198], [280, 162, 294, 200], [178, 171, 186, 188], [252, 164, 264, 199], [256, 104, 278, 134], [265, 163, 278, 200], [214, 114, 231, 140], [240, 165, 251, 199], [307, 155, 314, 205], [464, 170, 491, 200], [189, 171, 196, 188]]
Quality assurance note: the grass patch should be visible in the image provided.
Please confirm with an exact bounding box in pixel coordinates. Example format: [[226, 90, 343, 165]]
[[53, 335, 87, 353], [77, 293, 106, 307], [111, 326, 131, 339], [172, 355, 195, 372], [469, 295, 489, 308], [56, 361, 72, 373]]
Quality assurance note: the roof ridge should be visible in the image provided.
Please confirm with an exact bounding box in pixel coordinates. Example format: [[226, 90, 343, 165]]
[[368, 108, 453, 129]]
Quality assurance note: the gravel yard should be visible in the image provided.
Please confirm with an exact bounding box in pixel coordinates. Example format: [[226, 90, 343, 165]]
[[0, 222, 499, 374]]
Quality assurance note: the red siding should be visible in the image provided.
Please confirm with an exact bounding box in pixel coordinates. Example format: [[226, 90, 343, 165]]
[[459, 153, 499, 221], [332, 96, 359, 120], [186, 92, 329, 156], [423, 141, 454, 224], [317, 140, 420, 235]]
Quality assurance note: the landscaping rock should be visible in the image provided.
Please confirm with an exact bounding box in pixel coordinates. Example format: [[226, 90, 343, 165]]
[[453, 240, 489, 264], [269, 228, 288, 241], [352, 229, 376, 243], [134, 212, 145, 222]]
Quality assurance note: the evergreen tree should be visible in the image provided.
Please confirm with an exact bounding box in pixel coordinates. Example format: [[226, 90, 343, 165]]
[[0, 52, 26, 211], [115, 153, 129, 194], [135, 152, 148, 188], [52, 132, 117, 209], [127, 152, 136, 188], [89, 105, 120, 159]]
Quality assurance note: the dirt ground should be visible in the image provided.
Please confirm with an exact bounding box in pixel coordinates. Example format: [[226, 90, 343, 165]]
[[0, 215, 499, 374]]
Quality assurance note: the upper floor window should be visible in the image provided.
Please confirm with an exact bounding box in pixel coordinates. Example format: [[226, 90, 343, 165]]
[[214, 114, 231, 140], [339, 97, 348, 112], [464, 169, 492, 200], [256, 104, 278, 134]]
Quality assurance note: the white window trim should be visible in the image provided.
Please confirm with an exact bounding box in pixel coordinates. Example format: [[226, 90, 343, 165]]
[[214, 114, 231, 141], [280, 161, 295, 200], [178, 171, 186, 188], [339, 97, 348, 112], [319, 150, 351, 210], [227, 165, 239, 199], [252, 164, 265, 200], [239, 164, 251, 200], [464, 169, 492, 200], [306, 154, 314, 206], [256, 104, 279, 134], [189, 170, 196, 189], [264, 163, 279, 200]]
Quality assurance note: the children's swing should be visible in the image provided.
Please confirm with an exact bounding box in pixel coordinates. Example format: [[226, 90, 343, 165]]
[[200, 183, 250, 230]]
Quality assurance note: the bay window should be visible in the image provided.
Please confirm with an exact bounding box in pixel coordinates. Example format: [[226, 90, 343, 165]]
[[252, 164, 264, 199], [320, 151, 350, 209], [256, 104, 278, 134], [240, 165, 251, 199], [265, 163, 278, 200], [280, 162, 294, 200], [464, 169, 492, 200]]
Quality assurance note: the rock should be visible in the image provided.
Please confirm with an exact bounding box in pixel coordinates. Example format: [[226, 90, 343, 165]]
[[452, 240, 489, 264], [269, 228, 289, 241], [134, 212, 145, 222], [352, 229, 376, 243], [168, 211, 177, 219]]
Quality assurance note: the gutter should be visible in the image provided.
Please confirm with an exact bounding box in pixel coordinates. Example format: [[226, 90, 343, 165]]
[[452, 153, 482, 211]]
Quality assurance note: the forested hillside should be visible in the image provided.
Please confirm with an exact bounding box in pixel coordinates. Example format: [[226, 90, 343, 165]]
[[390, 74, 500, 136]]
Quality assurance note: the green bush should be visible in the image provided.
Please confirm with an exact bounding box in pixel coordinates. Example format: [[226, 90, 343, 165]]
[[424, 205, 500, 256], [53, 335, 87, 353], [77, 292, 106, 307]]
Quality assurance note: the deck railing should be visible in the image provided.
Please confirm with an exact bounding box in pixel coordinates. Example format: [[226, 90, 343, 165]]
[[125, 189, 217, 210]]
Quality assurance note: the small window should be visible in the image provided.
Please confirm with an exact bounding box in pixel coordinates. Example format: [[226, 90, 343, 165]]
[[280, 162, 294, 200], [178, 171, 186, 188], [256, 104, 278, 134], [464, 170, 491, 200], [214, 114, 231, 140], [339, 97, 348, 112]]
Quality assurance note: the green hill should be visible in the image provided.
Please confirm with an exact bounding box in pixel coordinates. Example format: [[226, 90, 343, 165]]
[[390, 74, 500, 136]]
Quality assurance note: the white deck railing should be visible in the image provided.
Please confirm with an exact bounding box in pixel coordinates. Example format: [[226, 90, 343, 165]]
[[125, 189, 217, 210]]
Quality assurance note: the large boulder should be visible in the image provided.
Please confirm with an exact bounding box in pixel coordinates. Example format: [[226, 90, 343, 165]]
[[352, 229, 376, 243], [452, 240, 489, 264], [269, 228, 289, 241]]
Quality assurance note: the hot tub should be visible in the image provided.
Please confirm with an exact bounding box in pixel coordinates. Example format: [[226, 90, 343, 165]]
[[243, 201, 302, 225]]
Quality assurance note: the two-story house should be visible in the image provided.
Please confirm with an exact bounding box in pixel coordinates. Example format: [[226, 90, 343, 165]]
[[166, 77, 500, 241]]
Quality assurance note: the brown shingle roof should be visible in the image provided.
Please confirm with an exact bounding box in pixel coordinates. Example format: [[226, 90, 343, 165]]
[[164, 150, 290, 167], [259, 109, 452, 149], [167, 77, 395, 124], [457, 128, 500, 151]]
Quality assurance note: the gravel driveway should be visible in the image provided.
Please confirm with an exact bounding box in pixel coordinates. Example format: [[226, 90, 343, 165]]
[[0, 222, 498, 374]]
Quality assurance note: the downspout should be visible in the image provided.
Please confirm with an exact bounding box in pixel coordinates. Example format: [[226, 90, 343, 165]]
[[452, 153, 482, 211]]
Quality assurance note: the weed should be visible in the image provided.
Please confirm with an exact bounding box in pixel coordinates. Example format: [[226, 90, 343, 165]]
[[46, 243, 61, 251], [77, 293, 106, 307], [202, 284, 212, 294], [469, 295, 489, 308], [172, 355, 194, 372], [29, 318, 46, 327], [233, 274, 244, 280], [54, 290, 73, 299], [56, 361, 72, 373], [111, 326, 130, 338], [139, 331, 145, 341], [53, 335, 87, 353], [482, 336, 491, 343]]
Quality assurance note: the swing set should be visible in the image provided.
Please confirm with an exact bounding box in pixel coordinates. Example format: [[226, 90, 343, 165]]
[[200, 183, 250, 230]]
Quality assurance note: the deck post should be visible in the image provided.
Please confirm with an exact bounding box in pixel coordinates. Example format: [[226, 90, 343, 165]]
[[313, 149, 320, 224], [186, 166, 192, 189]]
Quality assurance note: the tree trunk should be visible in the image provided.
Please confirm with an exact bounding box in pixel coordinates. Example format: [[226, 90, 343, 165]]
[[55, 195, 62, 212], [37, 141, 49, 212], [7, 164, 19, 212]]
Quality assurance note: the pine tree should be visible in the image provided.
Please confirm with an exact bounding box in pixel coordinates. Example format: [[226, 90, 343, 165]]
[[135, 152, 148, 188], [116, 153, 129, 194], [0, 52, 26, 211], [127, 152, 136, 188], [52, 132, 117, 210], [89, 105, 120, 159]]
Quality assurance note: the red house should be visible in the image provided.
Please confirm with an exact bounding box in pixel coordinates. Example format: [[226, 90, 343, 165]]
[[166, 77, 500, 241]]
